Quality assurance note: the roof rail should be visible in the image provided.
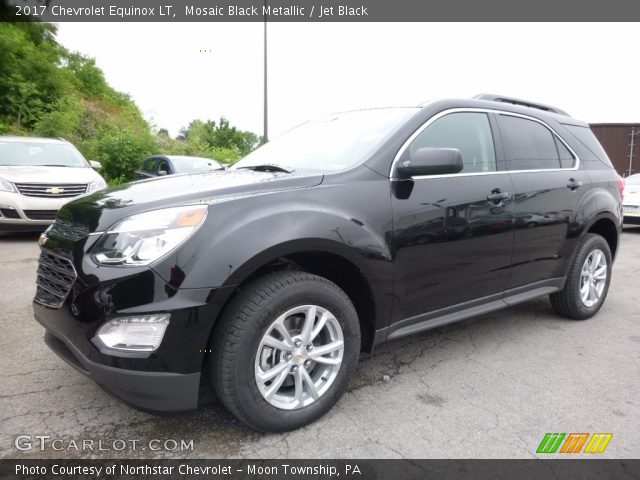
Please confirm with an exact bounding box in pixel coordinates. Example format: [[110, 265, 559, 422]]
[[473, 94, 569, 116]]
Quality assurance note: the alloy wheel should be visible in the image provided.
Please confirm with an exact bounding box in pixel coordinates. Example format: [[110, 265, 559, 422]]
[[254, 305, 344, 410], [579, 249, 607, 308]]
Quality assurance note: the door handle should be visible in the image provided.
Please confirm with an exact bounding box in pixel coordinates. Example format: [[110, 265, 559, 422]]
[[567, 178, 583, 190], [487, 191, 512, 204]]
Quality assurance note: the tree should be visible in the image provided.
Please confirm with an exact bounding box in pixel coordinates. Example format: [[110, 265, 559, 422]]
[[178, 117, 261, 159], [62, 52, 111, 99], [0, 23, 66, 130]]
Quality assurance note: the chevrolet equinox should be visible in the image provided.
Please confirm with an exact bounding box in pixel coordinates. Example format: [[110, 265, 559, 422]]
[[34, 95, 623, 432]]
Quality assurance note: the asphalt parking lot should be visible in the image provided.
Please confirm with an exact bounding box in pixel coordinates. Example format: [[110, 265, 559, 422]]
[[1, 228, 639, 459]]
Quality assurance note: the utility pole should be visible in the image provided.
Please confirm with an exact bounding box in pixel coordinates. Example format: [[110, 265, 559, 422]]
[[628, 127, 640, 177], [263, 0, 268, 143]]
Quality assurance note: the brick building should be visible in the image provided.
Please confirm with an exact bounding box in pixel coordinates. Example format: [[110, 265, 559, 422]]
[[590, 123, 640, 177]]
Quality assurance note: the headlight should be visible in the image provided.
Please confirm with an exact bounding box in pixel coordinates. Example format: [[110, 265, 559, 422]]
[[92, 204, 208, 266], [0, 177, 16, 193], [87, 178, 107, 193], [94, 314, 170, 353]]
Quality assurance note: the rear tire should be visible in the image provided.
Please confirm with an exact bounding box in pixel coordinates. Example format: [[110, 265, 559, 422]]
[[210, 271, 360, 432], [550, 233, 612, 320]]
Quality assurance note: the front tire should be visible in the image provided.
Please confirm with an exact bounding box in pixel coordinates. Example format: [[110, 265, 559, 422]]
[[550, 233, 612, 320], [211, 271, 360, 432]]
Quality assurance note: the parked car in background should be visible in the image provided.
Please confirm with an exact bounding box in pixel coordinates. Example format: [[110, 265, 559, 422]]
[[623, 174, 640, 224], [34, 95, 622, 432], [134, 155, 224, 180], [0, 136, 106, 232]]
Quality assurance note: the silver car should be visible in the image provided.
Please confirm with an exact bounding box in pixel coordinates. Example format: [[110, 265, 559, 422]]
[[623, 173, 640, 225], [0, 136, 106, 232]]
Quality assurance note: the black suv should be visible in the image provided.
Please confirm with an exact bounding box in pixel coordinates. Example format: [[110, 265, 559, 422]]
[[34, 95, 623, 432]]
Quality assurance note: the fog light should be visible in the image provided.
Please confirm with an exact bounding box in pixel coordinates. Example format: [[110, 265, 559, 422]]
[[95, 314, 170, 353]]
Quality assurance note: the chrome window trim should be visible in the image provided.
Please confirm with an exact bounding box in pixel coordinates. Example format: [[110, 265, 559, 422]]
[[389, 108, 580, 180]]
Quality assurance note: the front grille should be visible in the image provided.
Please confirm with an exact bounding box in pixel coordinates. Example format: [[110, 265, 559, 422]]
[[0, 208, 20, 219], [48, 218, 90, 241], [35, 251, 77, 308], [24, 210, 58, 220], [15, 183, 87, 198]]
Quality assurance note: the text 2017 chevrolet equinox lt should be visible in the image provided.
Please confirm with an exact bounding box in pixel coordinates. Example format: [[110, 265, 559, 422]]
[[34, 95, 623, 432]]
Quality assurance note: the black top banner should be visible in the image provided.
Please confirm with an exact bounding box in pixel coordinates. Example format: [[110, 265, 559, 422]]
[[3, 0, 640, 21]]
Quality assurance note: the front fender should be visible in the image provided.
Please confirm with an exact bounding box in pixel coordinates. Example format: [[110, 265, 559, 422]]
[[182, 202, 391, 289], [151, 174, 394, 300], [148, 172, 395, 346]]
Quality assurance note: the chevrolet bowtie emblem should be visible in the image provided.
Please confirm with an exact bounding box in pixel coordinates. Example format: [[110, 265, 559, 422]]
[[47, 187, 64, 195]]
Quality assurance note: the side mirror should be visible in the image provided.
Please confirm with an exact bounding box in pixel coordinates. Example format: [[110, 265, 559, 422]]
[[157, 170, 168, 176], [89, 160, 102, 170], [396, 148, 463, 179]]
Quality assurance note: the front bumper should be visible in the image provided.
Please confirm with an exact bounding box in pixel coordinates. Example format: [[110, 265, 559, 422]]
[[623, 204, 640, 224], [34, 278, 235, 412], [32, 212, 239, 412], [42, 327, 200, 412], [0, 191, 78, 229], [33, 237, 237, 412]]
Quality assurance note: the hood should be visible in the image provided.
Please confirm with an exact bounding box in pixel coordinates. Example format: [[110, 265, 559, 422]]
[[58, 169, 324, 233], [0, 165, 102, 184]]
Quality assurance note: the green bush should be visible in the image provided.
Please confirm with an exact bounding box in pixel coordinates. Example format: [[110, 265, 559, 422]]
[[94, 131, 155, 184]]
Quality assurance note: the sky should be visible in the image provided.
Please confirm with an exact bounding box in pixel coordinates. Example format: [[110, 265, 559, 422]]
[[55, 22, 640, 139]]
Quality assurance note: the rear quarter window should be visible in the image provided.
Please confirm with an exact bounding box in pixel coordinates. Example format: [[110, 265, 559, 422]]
[[562, 124, 613, 168]]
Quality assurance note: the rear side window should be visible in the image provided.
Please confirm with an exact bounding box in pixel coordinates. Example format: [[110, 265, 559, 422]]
[[409, 112, 497, 173], [563, 124, 612, 167], [498, 115, 573, 170]]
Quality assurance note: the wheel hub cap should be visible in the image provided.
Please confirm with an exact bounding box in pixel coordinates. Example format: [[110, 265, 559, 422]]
[[293, 349, 306, 364]]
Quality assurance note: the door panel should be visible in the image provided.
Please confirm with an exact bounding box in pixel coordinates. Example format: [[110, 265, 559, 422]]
[[494, 113, 588, 288], [392, 175, 515, 320], [507, 170, 589, 287], [390, 111, 515, 323]]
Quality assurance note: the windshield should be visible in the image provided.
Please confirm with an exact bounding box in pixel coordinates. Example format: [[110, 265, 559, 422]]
[[233, 108, 418, 173], [625, 174, 640, 185], [0, 141, 88, 167], [170, 156, 222, 173]]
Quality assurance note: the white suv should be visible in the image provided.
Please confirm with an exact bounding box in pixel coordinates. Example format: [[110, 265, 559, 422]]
[[0, 136, 106, 231]]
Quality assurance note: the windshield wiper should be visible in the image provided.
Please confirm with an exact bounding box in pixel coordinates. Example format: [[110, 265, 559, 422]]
[[36, 164, 72, 167], [236, 164, 294, 173]]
